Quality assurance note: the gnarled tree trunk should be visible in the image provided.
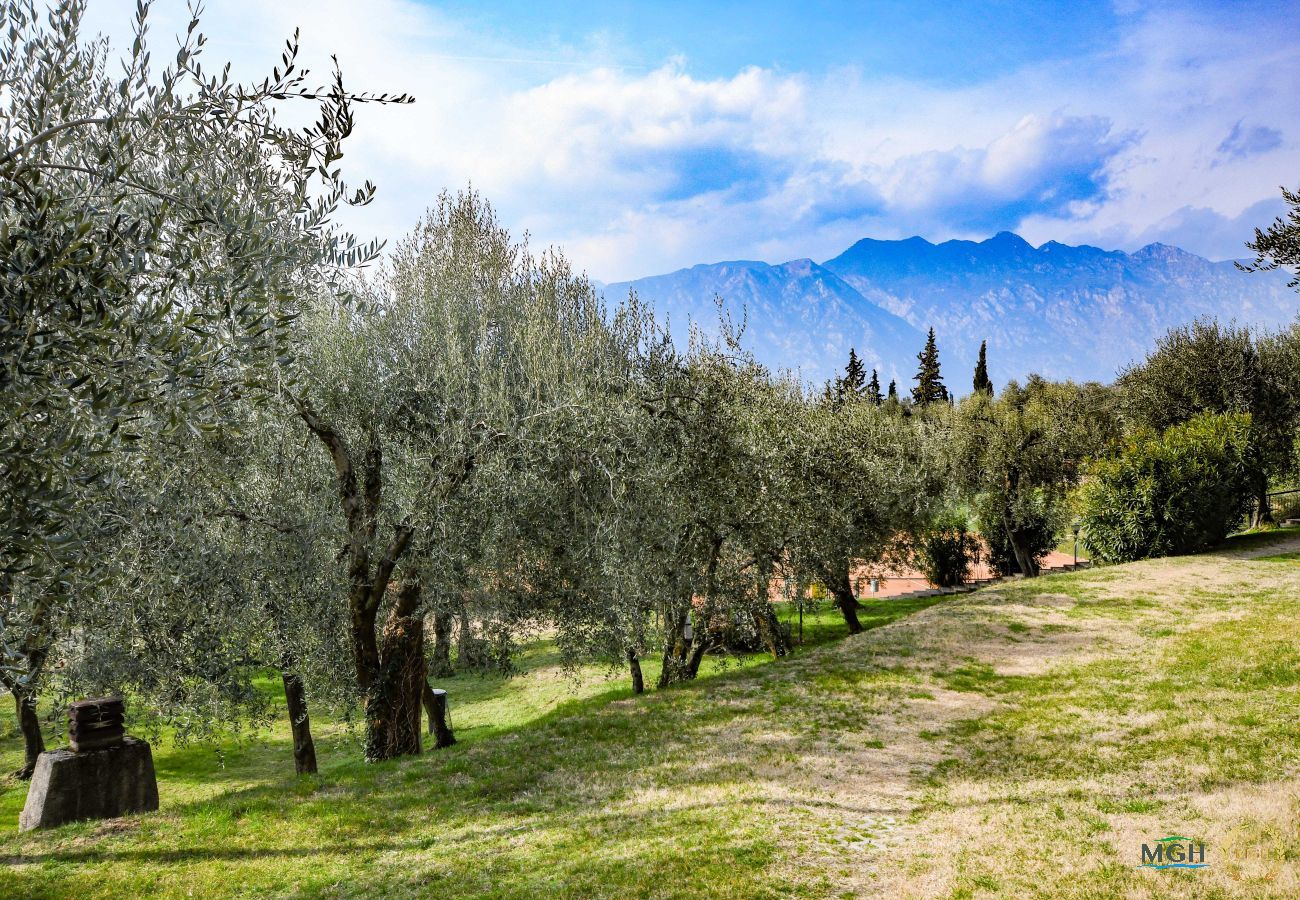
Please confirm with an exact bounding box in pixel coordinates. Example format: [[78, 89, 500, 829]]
[[752, 556, 791, 657], [1002, 510, 1040, 578], [296, 403, 420, 763], [1001, 467, 1040, 578], [366, 579, 426, 761], [829, 564, 863, 634], [754, 602, 791, 657], [4, 592, 52, 779], [428, 609, 455, 677], [1252, 475, 1274, 528], [684, 634, 713, 679], [658, 604, 696, 688], [280, 671, 318, 775], [456, 598, 492, 672]]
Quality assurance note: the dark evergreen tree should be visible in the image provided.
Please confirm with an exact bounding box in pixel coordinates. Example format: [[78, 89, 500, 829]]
[[912, 327, 949, 405], [866, 368, 883, 405], [837, 347, 867, 401], [973, 340, 993, 395], [845, 348, 866, 392], [887, 379, 898, 400]]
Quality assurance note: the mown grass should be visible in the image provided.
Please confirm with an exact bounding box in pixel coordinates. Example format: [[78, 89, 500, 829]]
[[0, 595, 942, 898], [873, 532, 1300, 898], [2, 534, 1297, 898]]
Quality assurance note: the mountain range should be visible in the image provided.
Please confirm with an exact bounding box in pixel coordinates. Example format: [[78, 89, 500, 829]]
[[603, 232, 1298, 390]]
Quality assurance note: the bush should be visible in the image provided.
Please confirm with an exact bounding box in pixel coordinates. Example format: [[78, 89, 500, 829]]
[[1078, 412, 1253, 562], [915, 517, 979, 587]]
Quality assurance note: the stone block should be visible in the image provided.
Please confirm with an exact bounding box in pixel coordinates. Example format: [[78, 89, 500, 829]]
[[19, 736, 159, 831], [68, 696, 125, 753]]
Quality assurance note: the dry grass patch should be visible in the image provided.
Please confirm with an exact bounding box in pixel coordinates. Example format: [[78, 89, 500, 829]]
[[851, 533, 1300, 898]]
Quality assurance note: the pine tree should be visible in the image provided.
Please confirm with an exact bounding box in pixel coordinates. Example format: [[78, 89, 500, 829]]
[[887, 379, 898, 400], [973, 340, 993, 395], [866, 368, 883, 405], [912, 327, 949, 405], [837, 345, 868, 397]]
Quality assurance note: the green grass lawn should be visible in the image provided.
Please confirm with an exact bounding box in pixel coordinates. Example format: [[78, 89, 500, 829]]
[[0, 536, 1297, 898], [0, 596, 942, 898]]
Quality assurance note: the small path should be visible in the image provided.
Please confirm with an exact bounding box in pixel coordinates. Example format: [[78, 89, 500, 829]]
[[773, 532, 1300, 896]]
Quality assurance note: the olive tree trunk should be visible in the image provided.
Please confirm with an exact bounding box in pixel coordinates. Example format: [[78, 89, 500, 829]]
[[280, 671, 318, 775], [754, 602, 792, 657], [12, 691, 45, 780], [296, 406, 427, 762], [627, 648, 645, 694], [827, 564, 863, 634], [1000, 507, 1040, 577], [428, 609, 455, 677], [455, 598, 493, 672], [684, 636, 712, 679], [365, 580, 427, 761], [657, 602, 710, 687], [1252, 475, 1274, 528], [3, 593, 52, 779]]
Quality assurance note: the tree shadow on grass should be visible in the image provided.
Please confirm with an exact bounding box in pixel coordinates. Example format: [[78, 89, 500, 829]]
[[0, 595, 962, 897], [0, 788, 917, 868]]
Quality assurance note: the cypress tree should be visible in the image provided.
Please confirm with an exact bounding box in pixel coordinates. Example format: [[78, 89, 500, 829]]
[[866, 368, 883, 405], [973, 340, 993, 395], [912, 327, 949, 405]]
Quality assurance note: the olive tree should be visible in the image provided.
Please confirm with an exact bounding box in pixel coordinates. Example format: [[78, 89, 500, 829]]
[[536, 317, 802, 692], [786, 395, 947, 633], [21, 373, 365, 776], [629, 333, 803, 686], [1240, 184, 1300, 289], [955, 377, 1116, 576], [286, 190, 641, 759], [0, 0, 405, 775]]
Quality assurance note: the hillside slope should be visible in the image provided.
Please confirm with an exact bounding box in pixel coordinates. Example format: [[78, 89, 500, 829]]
[[1, 533, 1298, 897]]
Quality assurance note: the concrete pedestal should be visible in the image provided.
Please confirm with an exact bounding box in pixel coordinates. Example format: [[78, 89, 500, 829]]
[[19, 736, 159, 831]]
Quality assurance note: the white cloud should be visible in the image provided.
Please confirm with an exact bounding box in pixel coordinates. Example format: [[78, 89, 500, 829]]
[[85, 1, 1298, 278]]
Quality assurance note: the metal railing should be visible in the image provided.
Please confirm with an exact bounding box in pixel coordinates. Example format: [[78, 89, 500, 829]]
[[1266, 488, 1300, 520]]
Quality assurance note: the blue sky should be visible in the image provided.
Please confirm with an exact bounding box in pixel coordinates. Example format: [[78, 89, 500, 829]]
[[90, 1, 1298, 281], [430, 0, 1125, 83]]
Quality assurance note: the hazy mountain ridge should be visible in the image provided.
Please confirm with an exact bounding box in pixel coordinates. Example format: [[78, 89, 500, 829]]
[[605, 232, 1298, 388], [606, 257, 924, 384]]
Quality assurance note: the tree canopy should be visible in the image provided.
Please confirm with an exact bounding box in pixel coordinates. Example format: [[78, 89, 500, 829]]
[[0, 0, 407, 775]]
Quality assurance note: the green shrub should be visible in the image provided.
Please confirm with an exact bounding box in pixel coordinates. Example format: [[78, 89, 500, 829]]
[[915, 517, 979, 587], [1078, 412, 1253, 562]]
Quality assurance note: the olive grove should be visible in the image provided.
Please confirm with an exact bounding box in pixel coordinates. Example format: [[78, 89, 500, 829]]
[[18, 0, 1294, 791]]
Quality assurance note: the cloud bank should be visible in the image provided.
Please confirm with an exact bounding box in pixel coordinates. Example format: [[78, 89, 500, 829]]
[[88, 1, 1298, 279]]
